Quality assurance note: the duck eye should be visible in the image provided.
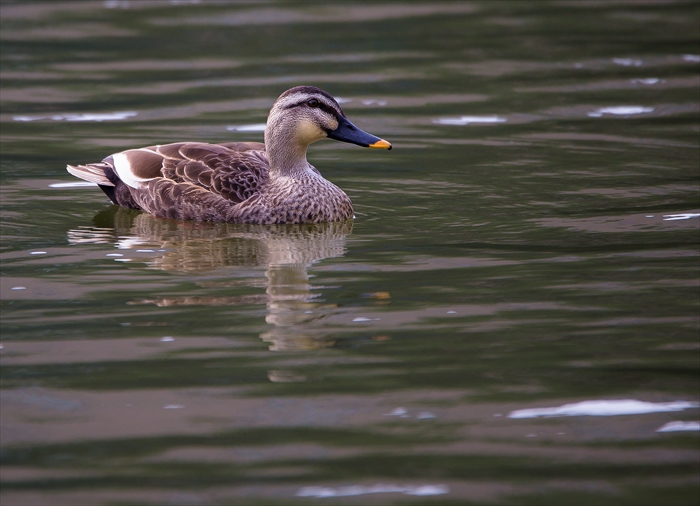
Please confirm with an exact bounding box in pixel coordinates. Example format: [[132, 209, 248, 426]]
[[307, 98, 320, 108]]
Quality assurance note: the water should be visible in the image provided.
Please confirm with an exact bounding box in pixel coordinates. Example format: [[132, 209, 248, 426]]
[[1, 1, 699, 504]]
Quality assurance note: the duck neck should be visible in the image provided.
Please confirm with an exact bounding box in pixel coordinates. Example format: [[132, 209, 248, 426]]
[[265, 125, 311, 178]]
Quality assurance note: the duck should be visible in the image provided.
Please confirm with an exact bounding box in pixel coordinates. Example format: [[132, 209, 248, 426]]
[[67, 86, 391, 224]]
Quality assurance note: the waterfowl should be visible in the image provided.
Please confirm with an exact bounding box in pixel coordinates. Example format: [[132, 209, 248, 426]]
[[67, 86, 391, 224]]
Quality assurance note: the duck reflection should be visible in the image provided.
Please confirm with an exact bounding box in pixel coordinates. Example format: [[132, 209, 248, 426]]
[[68, 208, 352, 351]]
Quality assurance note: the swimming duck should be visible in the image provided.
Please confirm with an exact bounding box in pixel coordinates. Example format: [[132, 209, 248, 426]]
[[67, 86, 391, 224]]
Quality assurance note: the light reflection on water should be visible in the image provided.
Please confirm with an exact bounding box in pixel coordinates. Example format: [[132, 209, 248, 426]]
[[1, 1, 699, 504]]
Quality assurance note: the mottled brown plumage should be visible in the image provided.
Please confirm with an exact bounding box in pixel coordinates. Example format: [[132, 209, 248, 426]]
[[67, 86, 391, 224]]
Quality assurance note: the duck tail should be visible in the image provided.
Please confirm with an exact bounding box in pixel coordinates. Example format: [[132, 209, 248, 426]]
[[66, 163, 115, 186]]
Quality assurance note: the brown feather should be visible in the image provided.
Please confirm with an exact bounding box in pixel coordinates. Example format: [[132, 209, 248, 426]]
[[122, 149, 165, 180]]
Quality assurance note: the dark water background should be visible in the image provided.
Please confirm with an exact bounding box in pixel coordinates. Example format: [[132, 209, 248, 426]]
[[1, 1, 699, 505]]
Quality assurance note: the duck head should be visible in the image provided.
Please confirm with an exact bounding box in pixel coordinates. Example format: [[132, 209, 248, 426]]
[[265, 86, 391, 174]]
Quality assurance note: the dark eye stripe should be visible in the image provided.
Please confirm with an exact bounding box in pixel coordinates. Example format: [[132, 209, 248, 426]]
[[317, 102, 340, 118], [284, 99, 340, 119]]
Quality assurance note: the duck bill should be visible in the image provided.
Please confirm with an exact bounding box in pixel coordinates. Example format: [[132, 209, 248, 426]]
[[327, 116, 392, 150]]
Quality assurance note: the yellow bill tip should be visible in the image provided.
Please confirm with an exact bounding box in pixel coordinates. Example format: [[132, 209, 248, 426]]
[[368, 139, 392, 150]]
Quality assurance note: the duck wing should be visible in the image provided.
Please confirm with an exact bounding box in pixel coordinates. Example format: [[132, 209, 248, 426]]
[[68, 141, 271, 221], [151, 142, 269, 204]]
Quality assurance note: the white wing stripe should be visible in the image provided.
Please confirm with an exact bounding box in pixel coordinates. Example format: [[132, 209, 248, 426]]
[[113, 149, 155, 189]]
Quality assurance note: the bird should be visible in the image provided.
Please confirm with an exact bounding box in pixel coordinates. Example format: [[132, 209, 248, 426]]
[[67, 86, 391, 224]]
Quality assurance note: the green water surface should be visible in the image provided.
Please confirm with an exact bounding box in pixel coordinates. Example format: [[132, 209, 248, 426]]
[[1, 1, 699, 505]]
